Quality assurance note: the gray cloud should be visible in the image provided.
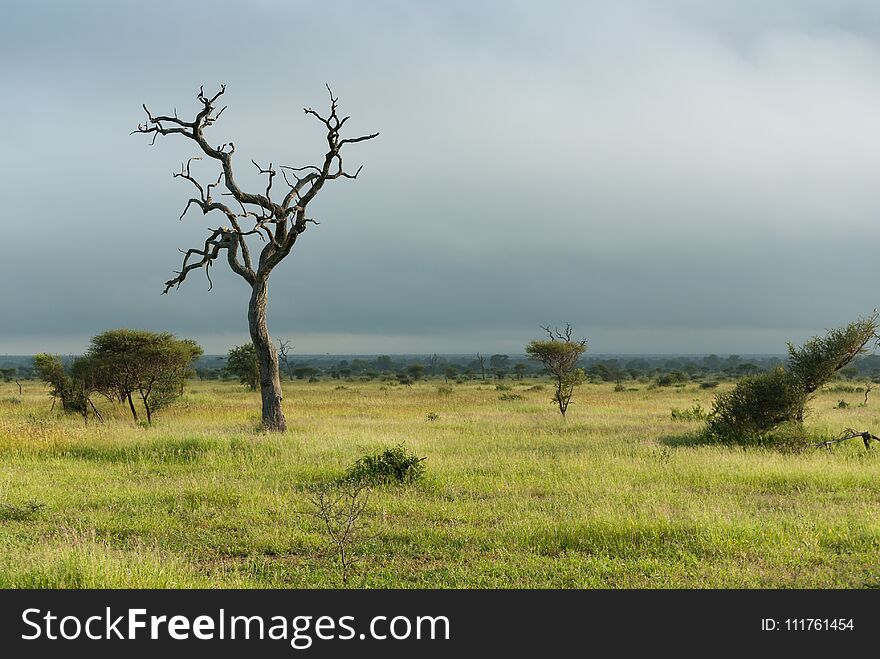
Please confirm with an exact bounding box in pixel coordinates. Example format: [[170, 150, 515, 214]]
[[2, 0, 880, 354]]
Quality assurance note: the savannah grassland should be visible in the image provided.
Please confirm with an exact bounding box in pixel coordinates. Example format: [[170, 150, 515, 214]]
[[1, 377, 879, 589]]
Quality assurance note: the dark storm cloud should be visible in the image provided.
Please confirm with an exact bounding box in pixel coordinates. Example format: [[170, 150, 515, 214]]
[[2, 1, 880, 354]]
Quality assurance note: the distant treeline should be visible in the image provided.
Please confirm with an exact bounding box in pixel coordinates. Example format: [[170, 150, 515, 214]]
[[7, 352, 880, 385]]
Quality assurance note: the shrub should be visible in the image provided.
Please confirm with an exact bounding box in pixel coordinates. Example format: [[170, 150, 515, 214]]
[[704, 313, 878, 446], [699, 381, 720, 389], [436, 386, 453, 396], [344, 444, 426, 485], [657, 371, 688, 387], [835, 400, 849, 409], [425, 412, 439, 422], [706, 368, 806, 443], [499, 393, 524, 401], [670, 403, 706, 421]]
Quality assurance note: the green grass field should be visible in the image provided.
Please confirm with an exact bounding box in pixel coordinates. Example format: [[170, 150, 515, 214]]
[[1, 378, 879, 588]]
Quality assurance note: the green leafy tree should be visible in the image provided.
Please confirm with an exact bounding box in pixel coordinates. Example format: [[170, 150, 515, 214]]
[[33, 354, 102, 422], [226, 343, 260, 391], [787, 314, 878, 415], [707, 313, 878, 444], [526, 324, 587, 417], [489, 354, 510, 380], [406, 364, 425, 381], [83, 329, 202, 424]]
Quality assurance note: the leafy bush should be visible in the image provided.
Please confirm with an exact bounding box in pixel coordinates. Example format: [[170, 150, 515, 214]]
[[699, 381, 720, 389], [499, 393, 524, 401], [670, 404, 706, 421], [705, 313, 878, 447], [344, 444, 426, 485], [436, 386, 453, 396], [657, 371, 689, 387], [425, 412, 440, 422], [706, 368, 806, 443]]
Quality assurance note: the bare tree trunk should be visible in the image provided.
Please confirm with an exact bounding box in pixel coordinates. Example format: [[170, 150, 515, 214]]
[[127, 392, 139, 422], [249, 278, 287, 432]]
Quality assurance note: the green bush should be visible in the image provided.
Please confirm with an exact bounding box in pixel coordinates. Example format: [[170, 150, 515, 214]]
[[344, 444, 426, 485], [706, 368, 806, 444], [670, 404, 706, 421], [657, 371, 688, 387]]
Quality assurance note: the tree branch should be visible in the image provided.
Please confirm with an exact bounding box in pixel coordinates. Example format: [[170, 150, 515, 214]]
[[135, 84, 377, 291]]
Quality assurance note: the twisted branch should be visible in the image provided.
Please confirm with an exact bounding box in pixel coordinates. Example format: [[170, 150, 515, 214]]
[[134, 84, 378, 293]]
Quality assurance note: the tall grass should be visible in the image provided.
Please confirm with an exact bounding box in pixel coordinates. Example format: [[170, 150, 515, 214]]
[[0, 378, 878, 588]]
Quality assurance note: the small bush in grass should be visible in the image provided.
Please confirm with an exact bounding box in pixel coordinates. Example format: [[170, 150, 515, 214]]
[[670, 404, 706, 421], [614, 383, 626, 392], [344, 444, 426, 485], [425, 412, 439, 422], [495, 383, 511, 391], [699, 381, 720, 389], [499, 393, 524, 401], [835, 400, 849, 409], [436, 386, 453, 396]]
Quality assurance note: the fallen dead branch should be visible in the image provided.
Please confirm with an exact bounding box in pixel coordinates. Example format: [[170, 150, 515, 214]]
[[813, 428, 880, 450]]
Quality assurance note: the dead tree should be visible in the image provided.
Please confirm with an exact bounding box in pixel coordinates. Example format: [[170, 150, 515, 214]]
[[134, 85, 378, 431], [278, 339, 293, 380]]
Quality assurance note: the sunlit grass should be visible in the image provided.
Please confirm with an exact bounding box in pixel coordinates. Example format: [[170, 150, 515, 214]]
[[1, 377, 879, 588]]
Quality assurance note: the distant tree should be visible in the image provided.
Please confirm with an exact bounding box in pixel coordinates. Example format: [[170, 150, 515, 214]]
[[475, 353, 486, 380], [226, 343, 260, 391], [293, 366, 320, 380], [0, 368, 21, 395], [33, 354, 102, 422], [656, 371, 688, 387], [376, 355, 393, 372], [444, 366, 458, 383], [489, 354, 510, 380], [406, 364, 425, 381], [278, 340, 294, 379], [427, 353, 439, 376], [513, 363, 527, 380], [526, 324, 587, 417], [83, 329, 202, 424]]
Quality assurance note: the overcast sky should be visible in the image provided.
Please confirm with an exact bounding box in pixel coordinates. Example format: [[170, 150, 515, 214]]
[[2, 0, 880, 355]]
